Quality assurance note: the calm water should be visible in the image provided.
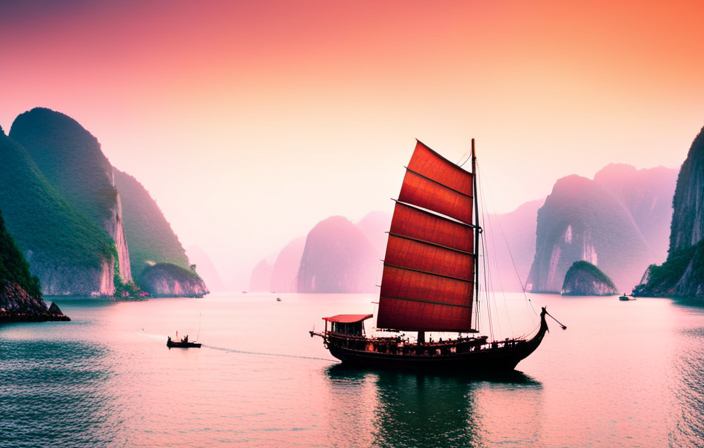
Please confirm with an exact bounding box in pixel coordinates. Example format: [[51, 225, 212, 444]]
[[1, 292, 704, 447]]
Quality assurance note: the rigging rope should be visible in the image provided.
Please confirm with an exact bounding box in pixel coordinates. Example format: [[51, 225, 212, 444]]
[[474, 158, 538, 327]]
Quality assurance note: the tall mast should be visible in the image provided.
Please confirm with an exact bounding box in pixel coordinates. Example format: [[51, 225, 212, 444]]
[[471, 138, 479, 330]]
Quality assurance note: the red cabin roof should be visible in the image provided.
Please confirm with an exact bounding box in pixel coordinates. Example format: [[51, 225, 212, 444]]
[[323, 314, 373, 324]]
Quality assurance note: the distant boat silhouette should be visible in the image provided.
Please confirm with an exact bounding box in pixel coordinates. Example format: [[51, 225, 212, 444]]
[[167, 332, 201, 348], [310, 139, 559, 372]]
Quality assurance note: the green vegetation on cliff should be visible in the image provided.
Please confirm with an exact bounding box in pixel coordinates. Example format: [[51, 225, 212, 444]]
[[635, 126, 704, 298], [562, 261, 617, 296], [139, 263, 207, 296], [0, 208, 41, 298], [112, 168, 190, 280], [633, 241, 704, 297], [9, 108, 117, 227], [0, 129, 112, 271]]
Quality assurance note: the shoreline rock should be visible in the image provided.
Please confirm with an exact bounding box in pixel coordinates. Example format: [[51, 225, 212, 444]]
[[0, 281, 70, 322]]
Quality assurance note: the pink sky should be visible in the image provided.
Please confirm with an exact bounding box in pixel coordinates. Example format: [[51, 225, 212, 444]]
[[1, 0, 703, 289]]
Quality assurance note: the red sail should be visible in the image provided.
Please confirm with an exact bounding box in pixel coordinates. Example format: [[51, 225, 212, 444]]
[[398, 141, 474, 225], [389, 202, 473, 254], [377, 140, 476, 332]]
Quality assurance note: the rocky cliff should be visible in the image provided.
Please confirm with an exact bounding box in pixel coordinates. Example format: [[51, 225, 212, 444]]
[[634, 127, 704, 297], [112, 168, 191, 278], [561, 261, 618, 296], [0, 282, 70, 322], [669, 127, 704, 252], [139, 263, 209, 297], [0, 125, 115, 295], [10, 108, 131, 286], [297, 216, 379, 293]]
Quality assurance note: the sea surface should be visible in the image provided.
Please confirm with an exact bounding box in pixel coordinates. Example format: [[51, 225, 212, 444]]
[[1, 292, 704, 447]]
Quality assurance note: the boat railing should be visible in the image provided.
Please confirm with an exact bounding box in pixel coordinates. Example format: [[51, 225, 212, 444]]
[[323, 331, 527, 356]]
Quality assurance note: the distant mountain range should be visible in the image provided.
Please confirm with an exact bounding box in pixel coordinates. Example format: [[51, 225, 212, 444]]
[[186, 245, 225, 292], [249, 212, 390, 294], [248, 161, 677, 296], [485, 199, 544, 292], [0, 107, 206, 297]]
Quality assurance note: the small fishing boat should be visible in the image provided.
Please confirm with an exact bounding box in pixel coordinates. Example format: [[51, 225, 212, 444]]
[[619, 293, 634, 301], [310, 139, 564, 372], [167, 333, 201, 348]]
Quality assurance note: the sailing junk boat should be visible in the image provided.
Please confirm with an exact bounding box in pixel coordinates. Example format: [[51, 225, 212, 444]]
[[310, 139, 551, 371]]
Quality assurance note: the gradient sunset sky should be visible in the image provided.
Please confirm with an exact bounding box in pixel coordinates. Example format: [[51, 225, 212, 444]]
[[2, 0, 703, 288]]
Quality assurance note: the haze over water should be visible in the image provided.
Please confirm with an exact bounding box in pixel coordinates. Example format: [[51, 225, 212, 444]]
[[1, 293, 703, 447]]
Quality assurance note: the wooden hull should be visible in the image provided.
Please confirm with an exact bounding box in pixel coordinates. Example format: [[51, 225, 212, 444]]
[[314, 309, 549, 373], [327, 340, 538, 372], [167, 340, 201, 348]]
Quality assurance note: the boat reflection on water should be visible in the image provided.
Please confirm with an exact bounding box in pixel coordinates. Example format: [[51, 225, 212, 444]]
[[323, 364, 543, 447]]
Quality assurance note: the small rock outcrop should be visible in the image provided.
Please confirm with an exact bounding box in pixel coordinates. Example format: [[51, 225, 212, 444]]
[[561, 261, 618, 296], [0, 206, 69, 321], [0, 282, 70, 322], [139, 263, 209, 297]]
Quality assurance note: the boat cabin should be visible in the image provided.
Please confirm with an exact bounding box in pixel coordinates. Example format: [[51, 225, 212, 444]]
[[323, 314, 373, 337]]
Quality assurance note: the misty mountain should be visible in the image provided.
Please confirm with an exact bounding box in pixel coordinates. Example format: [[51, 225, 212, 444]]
[[269, 237, 305, 293], [527, 163, 676, 293], [249, 259, 274, 292], [484, 199, 543, 292], [186, 246, 225, 292], [356, 211, 392, 260], [297, 216, 379, 293]]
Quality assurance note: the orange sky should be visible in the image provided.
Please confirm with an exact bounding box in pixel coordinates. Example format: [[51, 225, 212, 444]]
[[1, 0, 703, 288]]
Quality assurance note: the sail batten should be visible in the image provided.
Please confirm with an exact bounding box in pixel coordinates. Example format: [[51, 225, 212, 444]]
[[390, 202, 474, 253], [405, 167, 474, 199], [388, 232, 473, 256], [378, 140, 476, 332], [398, 170, 473, 224], [380, 294, 473, 309], [383, 261, 474, 284]]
